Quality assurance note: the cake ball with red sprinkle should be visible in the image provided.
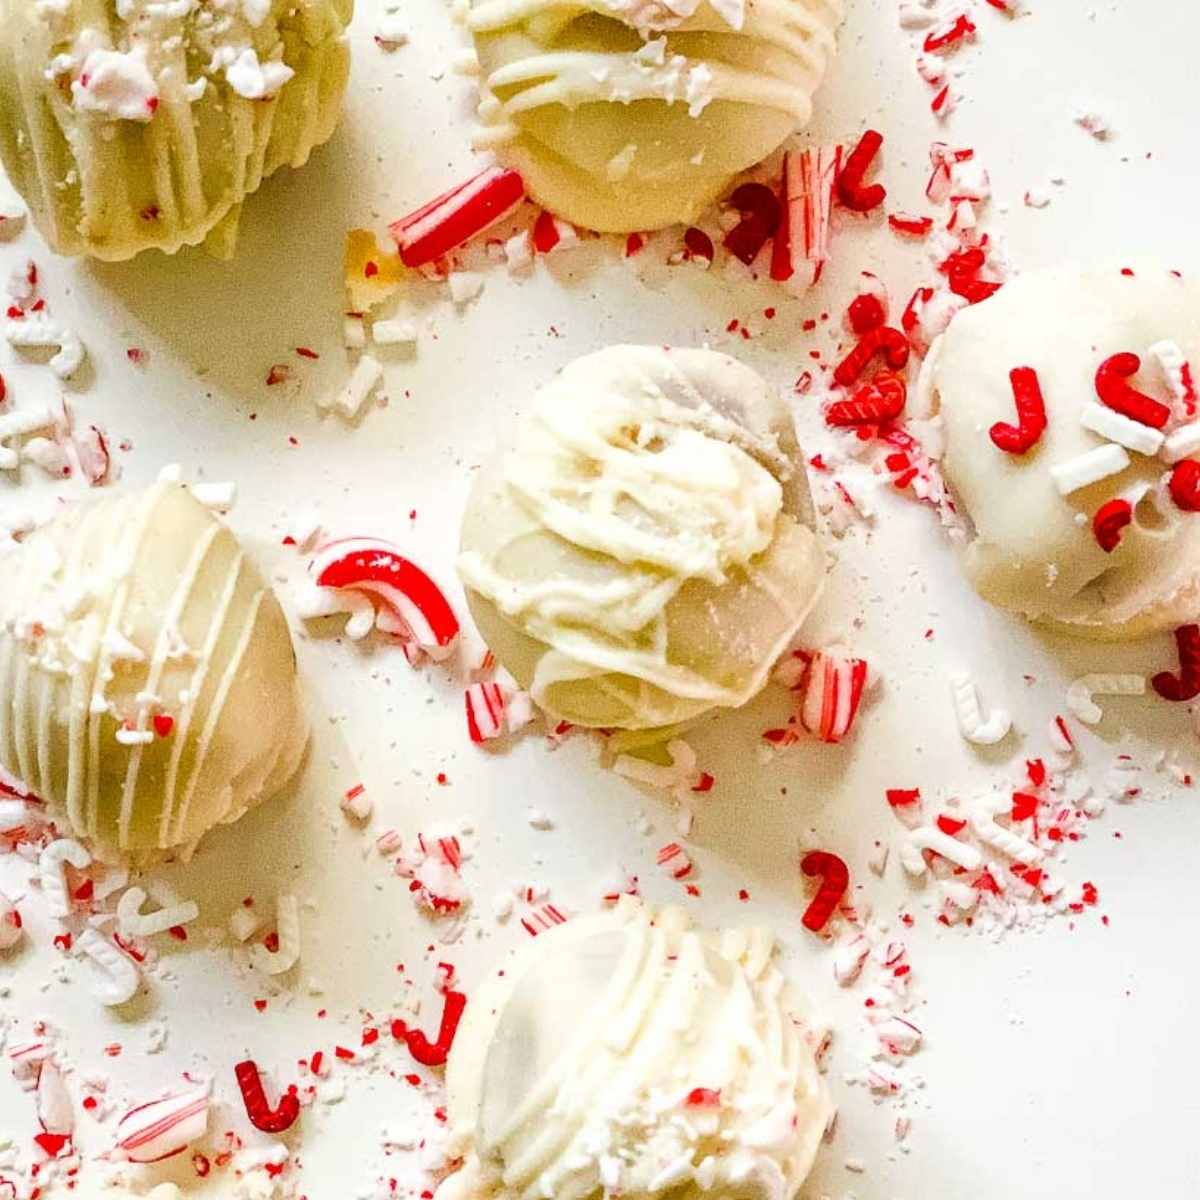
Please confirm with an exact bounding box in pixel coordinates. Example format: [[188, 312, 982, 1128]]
[[0, 0, 353, 260], [918, 261, 1200, 638], [437, 899, 832, 1200], [0, 482, 308, 859], [458, 344, 826, 731]]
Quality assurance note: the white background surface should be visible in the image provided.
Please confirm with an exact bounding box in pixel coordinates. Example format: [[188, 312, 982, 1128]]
[[2, 1, 1200, 1197]]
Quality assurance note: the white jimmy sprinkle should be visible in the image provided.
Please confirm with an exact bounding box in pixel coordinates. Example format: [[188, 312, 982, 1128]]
[[372, 319, 418, 346], [1162, 422, 1200, 464], [324, 354, 383, 420], [1079, 401, 1164, 456], [949, 672, 1011, 745], [1049, 444, 1130, 495]]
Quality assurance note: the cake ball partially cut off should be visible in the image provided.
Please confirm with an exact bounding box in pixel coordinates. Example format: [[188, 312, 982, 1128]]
[[0, 0, 352, 261], [458, 345, 826, 730], [468, 0, 843, 232], [438, 900, 832, 1200], [921, 262, 1200, 640], [0, 483, 308, 858]]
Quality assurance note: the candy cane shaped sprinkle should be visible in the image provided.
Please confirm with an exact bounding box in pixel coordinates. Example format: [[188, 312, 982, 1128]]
[[250, 895, 300, 975], [37, 1060, 73, 1135], [390, 167, 525, 268], [1066, 674, 1146, 725], [832, 936, 869, 985], [799, 651, 870, 744], [465, 681, 506, 743], [235, 1062, 300, 1133], [5, 315, 86, 379], [968, 795, 1044, 866], [825, 373, 906, 427], [949, 673, 1011, 744], [1093, 498, 1133, 553], [0, 890, 22, 949], [399, 990, 467, 1067], [1152, 624, 1200, 702], [1169, 459, 1200, 512], [39, 839, 91, 918], [78, 929, 140, 1006], [1049, 444, 1131, 495], [1095, 353, 1171, 429], [900, 826, 983, 875], [117, 887, 200, 939], [770, 145, 842, 287], [313, 539, 460, 659], [799, 851, 849, 932], [990, 367, 1047, 455], [837, 130, 886, 213], [520, 904, 567, 936], [341, 783, 372, 821], [657, 843, 693, 880], [115, 1085, 210, 1163], [1148, 339, 1198, 422], [833, 325, 909, 387], [1079, 401, 1165, 456]]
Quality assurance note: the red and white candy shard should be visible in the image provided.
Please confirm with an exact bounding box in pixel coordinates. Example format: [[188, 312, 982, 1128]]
[[115, 1085, 210, 1163], [37, 1060, 73, 1135], [0, 889, 22, 949], [798, 650, 869, 743], [771, 145, 842, 292], [656, 842, 693, 880], [465, 681, 506, 743], [311, 538, 460, 659]]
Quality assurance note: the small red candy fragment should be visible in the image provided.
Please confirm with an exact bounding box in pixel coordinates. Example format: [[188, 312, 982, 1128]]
[[800, 850, 850, 932], [235, 1061, 300, 1134], [683, 227, 715, 264], [531, 210, 561, 254], [825, 373, 906, 427], [832, 326, 909, 387], [837, 130, 887, 213], [397, 990, 467, 1067], [886, 788, 921, 808], [722, 182, 781, 266], [888, 213, 933, 236], [685, 1087, 721, 1107], [1152, 625, 1200, 702], [924, 13, 976, 52], [1092, 498, 1133, 553], [990, 366, 1047, 454], [1169, 459, 1200, 512], [1094, 353, 1171, 429]]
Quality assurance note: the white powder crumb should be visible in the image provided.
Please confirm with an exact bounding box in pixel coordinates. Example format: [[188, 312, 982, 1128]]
[[372, 319, 418, 346], [1074, 106, 1113, 139], [527, 809, 554, 831], [1024, 188, 1050, 208], [448, 272, 485, 305], [376, 15, 409, 47]]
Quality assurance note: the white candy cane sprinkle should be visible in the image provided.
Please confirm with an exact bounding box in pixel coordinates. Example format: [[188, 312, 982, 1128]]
[[1049, 444, 1131, 495], [1066, 673, 1146, 726], [900, 826, 983, 875], [78, 928, 140, 1006], [5, 315, 86, 379], [968, 794, 1044, 866], [0, 404, 54, 470], [39, 838, 91, 918], [250, 894, 300, 975], [117, 886, 200, 938], [949, 672, 1012, 745], [1148, 339, 1196, 423], [1079, 401, 1165, 456]]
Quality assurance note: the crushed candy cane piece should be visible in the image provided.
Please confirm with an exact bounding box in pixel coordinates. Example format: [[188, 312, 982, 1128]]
[[465, 681, 506, 743], [656, 842, 694, 880], [832, 936, 869, 985], [37, 1060, 73, 1135], [0, 889, 23, 949], [1049, 444, 1130, 495], [229, 905, 265, 942], [322, 353, 383, 420], [344, 229, 405, 312], [771, 145, 842, 288], [521, 903, 568, 936], [949, 672, 1011, 744], [722, 182, 781, 265], [115, 1085, 210, 1163], [341, 782, 372, 821], [78, 929, 140, 1005], [1067, 674, 1146, 725], [798, 650, 869, 743], [250, 894, 300, 975]]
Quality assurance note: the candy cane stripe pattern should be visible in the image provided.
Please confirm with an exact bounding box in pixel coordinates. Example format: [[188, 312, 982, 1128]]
[[900, 825, 983, 876], [466, 0, 842, 233], [250, 894, 301, 976], [117, 886, 200, 939], [968, 795, 1043, 866], [115, 1085, 210, 1163], [925, 262, 1200, 638], [465, 681, 507, 743], [1066, 674, 1146, 726], [799, 650, 869, 743], [949, 673, 1011, 745], [78, 928, 140, 1006], [39, 838, 90, 918], [0, 483, 308, 854]]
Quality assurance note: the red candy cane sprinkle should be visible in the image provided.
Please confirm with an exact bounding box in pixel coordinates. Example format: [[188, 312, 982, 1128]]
[[400, 990, 467, 1067], [234, 1062, 300, 1134], [722, 182, 781, 266], [1093, 499, 1133, 552], [799, 851, 850, 932], [990, 366, 1048, 454], [1169, 459, 1200, 512], [1094, 353, 1171, 429], [837, 131, 887, 213], [832, 326, 909, 387], [826, 372, 906, 427], [1152, 624, 1200, 702]]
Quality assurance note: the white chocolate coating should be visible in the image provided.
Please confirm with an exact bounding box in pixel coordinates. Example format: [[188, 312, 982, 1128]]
[[469, 0, 841, 231], [0, 483, 307, 857], [923, 262, 1200, 639], [438, 901, 832, 1200], [0, 0, 352, 261], [458, 345, 825, 730]]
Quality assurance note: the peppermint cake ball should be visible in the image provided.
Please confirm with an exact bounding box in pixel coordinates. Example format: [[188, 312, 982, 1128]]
[[921, 262, 1200, 639], [437, 900, 832, 1200], [468, 0, 843, 232], [458, 345, 826, 730], [0, 0, 352, 261], [0, 482, 308, 858]]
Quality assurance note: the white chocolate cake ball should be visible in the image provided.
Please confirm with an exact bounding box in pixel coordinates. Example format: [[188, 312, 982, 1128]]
[[0, 482, 308, 857], [922, 262, 1200, 639], [468, 0, 842, 232], [437, 901, 832, 1200], [458, 345, 825, 730], [0, 0, 352, 261]]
